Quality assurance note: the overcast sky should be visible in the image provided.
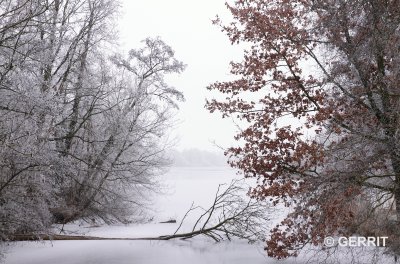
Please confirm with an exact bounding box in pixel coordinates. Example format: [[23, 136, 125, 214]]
[[118, 0, 243, 152]]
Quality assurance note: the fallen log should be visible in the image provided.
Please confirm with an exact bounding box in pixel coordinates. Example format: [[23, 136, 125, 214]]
[[10, 234, 168, 241]]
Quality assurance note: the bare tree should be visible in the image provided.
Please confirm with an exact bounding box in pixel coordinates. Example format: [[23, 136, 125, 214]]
[[0, 0, 185, 243], [52, 37, 185, 224]]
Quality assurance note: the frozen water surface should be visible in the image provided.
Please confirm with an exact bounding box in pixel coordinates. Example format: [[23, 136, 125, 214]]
[[5, 167, 280, 264], [3, 167, 394, 264]]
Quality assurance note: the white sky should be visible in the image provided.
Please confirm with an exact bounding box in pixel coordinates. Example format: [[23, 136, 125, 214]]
[[118, 0, 243, 152]]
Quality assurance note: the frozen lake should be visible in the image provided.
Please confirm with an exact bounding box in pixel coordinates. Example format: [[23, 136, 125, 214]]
[[3, 167, 284, 264], [3, 167, 393, 264]]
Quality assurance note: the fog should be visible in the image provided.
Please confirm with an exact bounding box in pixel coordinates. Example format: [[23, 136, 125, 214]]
[[169, 148, 229, 167], [119, 0, 244, 152]]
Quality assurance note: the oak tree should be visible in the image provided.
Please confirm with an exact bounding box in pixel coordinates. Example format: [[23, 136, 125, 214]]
[[207, 0, 400, 258]]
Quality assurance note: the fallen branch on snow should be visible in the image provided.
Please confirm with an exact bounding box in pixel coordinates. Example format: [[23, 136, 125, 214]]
[[12, 180, 272, 243]]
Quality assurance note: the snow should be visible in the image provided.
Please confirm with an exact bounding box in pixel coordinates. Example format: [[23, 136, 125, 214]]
[[4, 167, 283, 264], [2, 167, 396, 264], [4, 240, 277, 264]]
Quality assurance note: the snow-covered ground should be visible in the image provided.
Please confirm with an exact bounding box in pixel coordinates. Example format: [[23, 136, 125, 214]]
[[2, 167, 396, 264], [5, 240, 278, 264], [4, 167, 279, 264]]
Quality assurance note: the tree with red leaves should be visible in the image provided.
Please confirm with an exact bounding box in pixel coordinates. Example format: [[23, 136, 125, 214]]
[[207, 0, 400, 258]]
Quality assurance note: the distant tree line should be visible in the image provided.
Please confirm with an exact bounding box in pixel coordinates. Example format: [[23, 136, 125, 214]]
[[170, 149, 228, 167]]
